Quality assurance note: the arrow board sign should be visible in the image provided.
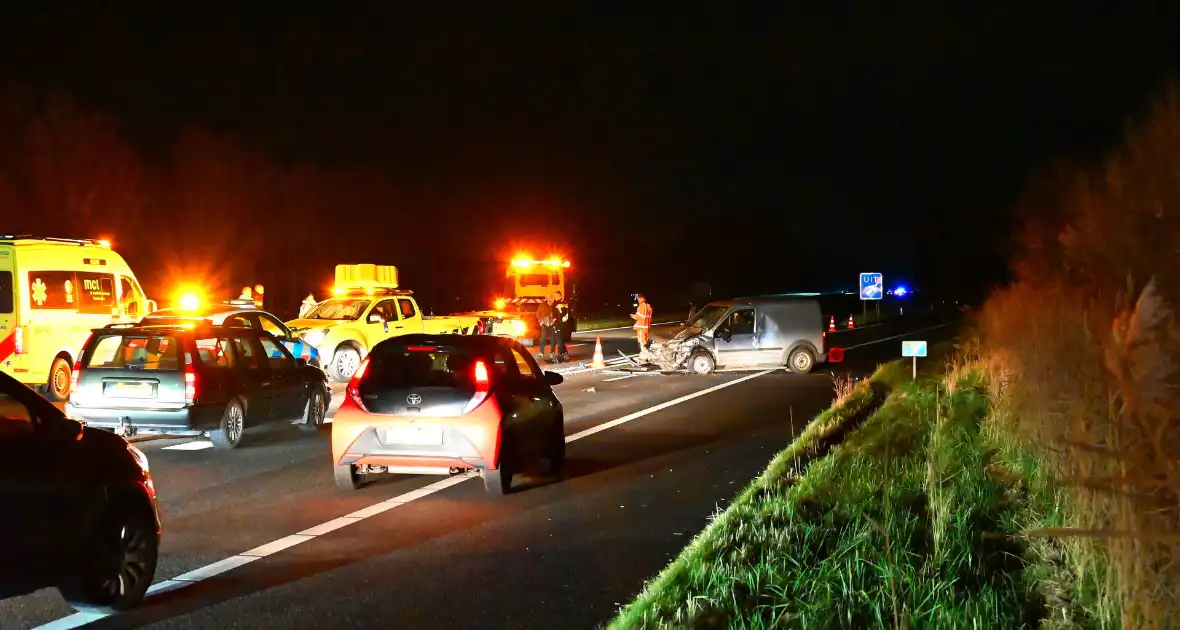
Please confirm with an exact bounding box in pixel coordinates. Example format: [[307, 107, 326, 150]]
[[901, 340, 928, 358]]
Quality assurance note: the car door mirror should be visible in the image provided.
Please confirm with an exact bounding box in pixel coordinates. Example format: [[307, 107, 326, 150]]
[[543, 371, 564, 387], [296, 358, 308, 368], [367, 314, 383, 324]]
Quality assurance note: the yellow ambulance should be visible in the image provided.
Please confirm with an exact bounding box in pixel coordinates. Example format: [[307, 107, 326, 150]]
[[0, 236, 156, 400]]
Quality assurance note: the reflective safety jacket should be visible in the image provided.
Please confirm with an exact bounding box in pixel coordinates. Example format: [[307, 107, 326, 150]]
[[634, 303, 653, 329]]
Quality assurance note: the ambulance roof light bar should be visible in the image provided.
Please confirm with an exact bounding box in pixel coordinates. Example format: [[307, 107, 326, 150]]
[[0, 235, 112, 247]]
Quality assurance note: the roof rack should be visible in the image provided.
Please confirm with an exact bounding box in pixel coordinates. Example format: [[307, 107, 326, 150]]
[[1, 235, 110, 247], [222, 299, 257, 307]]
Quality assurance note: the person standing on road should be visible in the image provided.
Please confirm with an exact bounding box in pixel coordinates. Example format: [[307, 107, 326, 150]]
[[299, 293, 317, 318], [630, 294, 653, 359], [552, 291, 570, 362], [535, 297, 558, 362]]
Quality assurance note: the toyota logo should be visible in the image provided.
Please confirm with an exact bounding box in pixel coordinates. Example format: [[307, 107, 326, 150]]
[[406, 394, 422, 405]]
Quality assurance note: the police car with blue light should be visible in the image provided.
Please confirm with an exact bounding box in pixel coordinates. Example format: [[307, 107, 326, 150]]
[[138, 299, 323, 369]]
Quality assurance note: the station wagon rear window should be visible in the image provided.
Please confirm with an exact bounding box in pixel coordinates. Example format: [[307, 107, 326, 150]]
[[84, 334, 182, 371]]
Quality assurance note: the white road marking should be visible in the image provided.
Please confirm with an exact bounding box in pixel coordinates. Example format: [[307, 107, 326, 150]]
[[35, 370, 771, 629], [565, 370, 774, 442], [162, 441, 213, 451], [602, 374, 637, 382]]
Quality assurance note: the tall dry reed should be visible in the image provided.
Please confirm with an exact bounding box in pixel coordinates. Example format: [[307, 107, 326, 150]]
[[976, 82, 1180, 628]]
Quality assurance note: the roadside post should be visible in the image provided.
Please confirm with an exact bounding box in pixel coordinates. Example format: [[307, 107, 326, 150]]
[[901, 340, 928, 379], [859, 272, 882, 322]]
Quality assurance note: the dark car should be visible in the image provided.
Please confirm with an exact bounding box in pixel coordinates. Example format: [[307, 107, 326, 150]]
[[140, 300, 323, 369], [66, 323, 331, 449], [0, 370, 160, 612], [332, 334, 565, 495]]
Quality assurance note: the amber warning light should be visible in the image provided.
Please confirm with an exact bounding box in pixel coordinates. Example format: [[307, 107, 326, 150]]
[[510, 256, 571, 268]]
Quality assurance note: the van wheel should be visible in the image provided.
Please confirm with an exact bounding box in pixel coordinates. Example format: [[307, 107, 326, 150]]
[[483, 445, 514, 496], [47, 357, 72, 402], [329, 347, 361, 383], [334, 463, 365, 490], [788, 347, 815, 374], [300, 389, 326, 434], [210, 400, 245, 449], [689, 351, 715, 375]]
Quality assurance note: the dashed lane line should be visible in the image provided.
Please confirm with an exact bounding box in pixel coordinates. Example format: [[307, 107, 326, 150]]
[[36, 369, 774, 629]]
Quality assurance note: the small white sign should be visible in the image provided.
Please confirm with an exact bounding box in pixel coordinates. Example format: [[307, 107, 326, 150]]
[[902, 340, 928, 358]]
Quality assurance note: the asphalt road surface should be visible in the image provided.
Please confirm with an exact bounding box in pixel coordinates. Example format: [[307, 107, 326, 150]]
[[4, 319, 955, 630]]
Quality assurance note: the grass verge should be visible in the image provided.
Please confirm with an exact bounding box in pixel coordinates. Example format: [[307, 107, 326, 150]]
[[607, 350, 1064, 629]]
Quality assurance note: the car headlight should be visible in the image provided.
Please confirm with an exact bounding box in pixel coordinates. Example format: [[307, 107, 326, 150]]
[[127, 444, 150, 473], [303, 329, 327, 346], [510, 320, 527, 336]]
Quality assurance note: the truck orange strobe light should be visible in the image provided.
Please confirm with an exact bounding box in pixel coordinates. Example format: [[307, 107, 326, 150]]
[[285, 264, 492, 383], [456, 254, 578, 347]]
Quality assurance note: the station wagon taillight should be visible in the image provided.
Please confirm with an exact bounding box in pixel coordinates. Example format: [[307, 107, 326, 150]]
[[462, 359, 492, 415], [184, 367, 197, 404], [71, 359, 81, 392]]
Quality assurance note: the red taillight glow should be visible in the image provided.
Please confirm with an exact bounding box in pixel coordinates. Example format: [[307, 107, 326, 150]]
[[347, 357, 371, 410], [463, 359, 492, 414], [184, 368, 197, 404], [70, 359, 81, 392], [406, 346, 437, 352]]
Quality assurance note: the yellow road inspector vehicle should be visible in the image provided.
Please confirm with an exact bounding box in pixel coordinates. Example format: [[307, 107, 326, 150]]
[[285, 264, 489, 383], [0, 235, 157, 400]]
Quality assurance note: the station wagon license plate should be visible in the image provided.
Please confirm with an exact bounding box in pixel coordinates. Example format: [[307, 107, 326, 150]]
[[383, 426, 443, 446], [105, 381, 155, 398]]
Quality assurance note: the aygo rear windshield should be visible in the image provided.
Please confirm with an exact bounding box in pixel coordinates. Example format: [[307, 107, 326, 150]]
[[366, 345, 483, 388]]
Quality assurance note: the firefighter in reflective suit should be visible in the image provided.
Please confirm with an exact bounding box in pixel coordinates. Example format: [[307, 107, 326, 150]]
[[630, 294, 653, 359]]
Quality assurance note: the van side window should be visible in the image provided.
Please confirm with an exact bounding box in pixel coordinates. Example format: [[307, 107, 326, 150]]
[[119, 276, 144, 316], [730, 309, 755, 336], [76, 272, 117, 315], [27, 271, 77, 310], [0, 271, 12, 314]]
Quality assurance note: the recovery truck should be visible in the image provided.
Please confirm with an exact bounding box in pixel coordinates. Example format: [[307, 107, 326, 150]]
[[455, 255, 578, 346], [285, 264, 491, 382]]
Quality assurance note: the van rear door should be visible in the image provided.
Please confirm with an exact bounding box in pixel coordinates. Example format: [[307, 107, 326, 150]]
[[0, 245, 16, 365]]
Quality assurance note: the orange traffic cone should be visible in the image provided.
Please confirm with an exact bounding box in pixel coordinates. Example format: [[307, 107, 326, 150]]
[[828, 316, 836, 332], [847, 314, 855, 329], [591, 337, 606, 369]]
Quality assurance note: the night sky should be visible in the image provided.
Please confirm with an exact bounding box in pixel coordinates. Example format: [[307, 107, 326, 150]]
[[0, 3, 1176, 316]]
